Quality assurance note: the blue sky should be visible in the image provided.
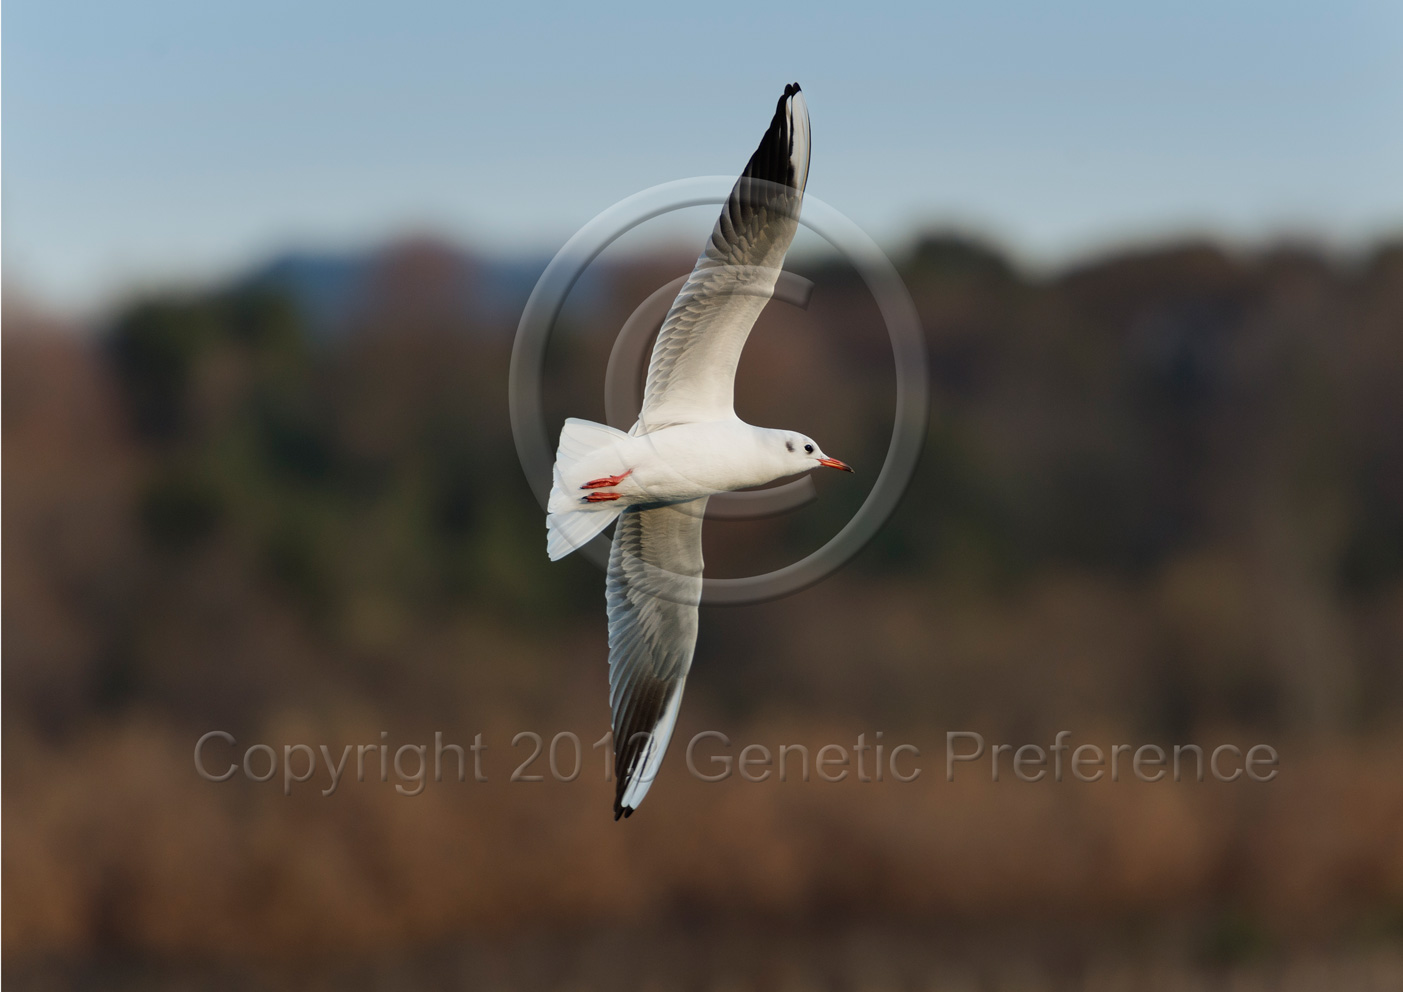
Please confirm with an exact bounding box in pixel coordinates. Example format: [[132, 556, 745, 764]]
[[5, 1, 1402, 309]]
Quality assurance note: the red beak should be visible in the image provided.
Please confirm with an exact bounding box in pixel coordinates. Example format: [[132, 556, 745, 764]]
[[817, 457, 854, 473]]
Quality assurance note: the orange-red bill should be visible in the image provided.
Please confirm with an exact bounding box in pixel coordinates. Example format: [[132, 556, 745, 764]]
[[817, 457, 854, 473]]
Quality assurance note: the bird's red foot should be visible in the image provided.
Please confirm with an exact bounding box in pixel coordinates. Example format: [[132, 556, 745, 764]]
[[582, 492, 623, 502], [581, 469, 632, 490]]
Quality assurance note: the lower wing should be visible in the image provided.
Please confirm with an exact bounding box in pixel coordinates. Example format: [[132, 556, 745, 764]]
[[606, 497, 708, 818]]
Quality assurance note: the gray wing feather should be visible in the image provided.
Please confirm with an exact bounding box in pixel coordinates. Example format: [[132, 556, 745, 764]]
[[607, 498, 707, 817], [637, 84, 810, 430]]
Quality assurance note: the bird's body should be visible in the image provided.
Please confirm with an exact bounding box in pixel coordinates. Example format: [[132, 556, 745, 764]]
[[549, 420, 833, 512], [546, 83, 851, 818]]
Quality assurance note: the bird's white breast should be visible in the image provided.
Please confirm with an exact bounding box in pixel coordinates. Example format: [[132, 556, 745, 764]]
[[567, 421, 782, 506]]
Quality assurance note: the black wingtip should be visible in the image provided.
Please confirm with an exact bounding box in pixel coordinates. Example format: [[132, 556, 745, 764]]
[[613, 802, 633, 821], [736, 82, 808, 201], [776, 82, 802, 116]]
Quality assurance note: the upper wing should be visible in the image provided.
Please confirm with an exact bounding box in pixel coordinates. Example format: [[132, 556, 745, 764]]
[[606, 498, 708, 818], [636, 83, 810, 431]]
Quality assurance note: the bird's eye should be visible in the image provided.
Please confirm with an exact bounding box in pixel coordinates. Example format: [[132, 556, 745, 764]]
[[804, 443, 814, 454]]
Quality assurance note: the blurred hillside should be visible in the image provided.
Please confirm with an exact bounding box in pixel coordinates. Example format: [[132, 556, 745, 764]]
[[5, 232, 1403, 989]]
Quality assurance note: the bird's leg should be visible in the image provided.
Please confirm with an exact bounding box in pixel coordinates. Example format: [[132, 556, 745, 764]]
[[582, 492, 623, 502], [581, 469, 632, 490]]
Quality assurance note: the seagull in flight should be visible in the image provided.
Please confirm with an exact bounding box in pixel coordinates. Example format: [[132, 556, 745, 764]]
[[546, 83, 852, 818]]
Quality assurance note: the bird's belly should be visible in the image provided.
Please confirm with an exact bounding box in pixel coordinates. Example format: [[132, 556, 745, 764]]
[[624, 462, 721, 504], [617, 424, 763, 504]]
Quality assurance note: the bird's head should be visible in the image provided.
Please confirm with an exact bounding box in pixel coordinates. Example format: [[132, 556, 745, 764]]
[[777, 431, 853, 476]]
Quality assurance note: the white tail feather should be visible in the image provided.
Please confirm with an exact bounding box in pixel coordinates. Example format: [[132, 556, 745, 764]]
[[546, 418, 630, 560]]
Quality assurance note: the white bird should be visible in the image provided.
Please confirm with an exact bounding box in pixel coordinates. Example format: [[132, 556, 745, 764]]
[[546, 83, 852, 819]]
